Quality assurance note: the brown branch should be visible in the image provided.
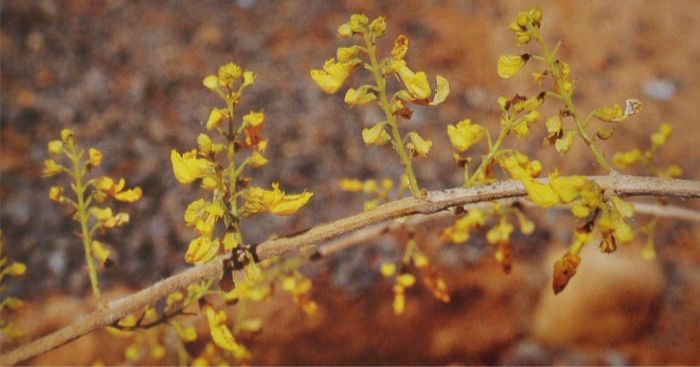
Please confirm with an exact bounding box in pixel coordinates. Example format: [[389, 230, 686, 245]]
[[315, 199, 700, 258], [3, 175, 699, 365]]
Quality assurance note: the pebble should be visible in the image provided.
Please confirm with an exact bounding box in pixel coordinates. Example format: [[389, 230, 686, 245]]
[[643, 78, 676, 101]]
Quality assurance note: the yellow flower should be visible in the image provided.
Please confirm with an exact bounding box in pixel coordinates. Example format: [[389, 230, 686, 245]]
[[512, 109, 540, 138], [248, 151, 268, 168], [197, 133, 213, 153], [363, 179, 378, 193], [391, 35, 408, 60], [393, 285, 406, 315], [610, 195, 635, 218], [339, 178, 363, 192], [205, 307, 245, 354], [486, 220, 514, 245], [532, 71, 547, 85], [60, 128, 74, 142], [522, 178, 559, 207], [281, 275, 317, 315], [91, 207, 129, 228], [597, 201, 635, 249], [497, 54, 529, 79], [87, 148, 103, 167], [440, 208, 485, 244], [394, 62, 431, 100], [550, 174, 586, 203], [380, 262, 396, 277], [171, 149, 210, 184], [49, 186, 63, 202], [593, 99, 642, 122], [369, 16, 386, 36], [337, 14, 369, 37], [42, 159, 63, 177], [222, 232, 238, 251], [554, 130, 576, 153], [397, 273, 416, 287], [243, 111, 264, 127], [218, 63, 242, 88], [362, 123, 391, 146], [660, 165, 683, 178], [544, 115, 562, 143], [613, 149, 643, 168], [571, 202, 590, 218], [508, 8, 542, 45], [7, 262, 26, 276], [93, 176, 140, 203], [413, 253, 429, 268], [243, 183, 313, 216], [91, 240, 110, 264], [171, 321, 197, 343], [344, 86, 377, 106], [114, 187, 142, 202], [48, 140, 63, 155], [202, 75, 219, 90], [512, 93, 545, 113], [206, 108, 226, 130], [242, 71, 256, 87], [406, 132, 432, 158], [184, 199, 205, 227], [447, 118, 485, 152], [336, 46, 359, 63], [651, 123, 672, 148], [310, 58, 358, 94], [593, 104, 624, 122], [185, 235, 220, 264]]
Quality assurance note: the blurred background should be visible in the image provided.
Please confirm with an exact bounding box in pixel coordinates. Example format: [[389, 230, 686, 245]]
[[1, 0, 699, 364]]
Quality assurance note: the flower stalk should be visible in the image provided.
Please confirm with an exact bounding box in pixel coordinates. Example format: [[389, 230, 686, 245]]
[[363, 33, 420, 197]]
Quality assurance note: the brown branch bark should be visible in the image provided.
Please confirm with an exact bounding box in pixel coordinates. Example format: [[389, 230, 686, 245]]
[[3, 175, 699, 365]]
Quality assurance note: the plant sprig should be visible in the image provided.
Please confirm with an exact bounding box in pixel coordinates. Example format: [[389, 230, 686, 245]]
[[44, 129, 142, 306], [311, 14, 449, 198]]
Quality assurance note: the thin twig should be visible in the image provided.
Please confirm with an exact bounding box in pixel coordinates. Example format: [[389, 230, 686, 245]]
[[316, 199, 700, 258], [2, 175, 699, 365]]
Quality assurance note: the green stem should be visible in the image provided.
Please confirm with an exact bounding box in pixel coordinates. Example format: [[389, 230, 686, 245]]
[[363, 33, 421, 198], [68, 145, 102, 306], [225, 102, 244, 246], [466, 119, 511, 187], [531, 28, 613, 172]]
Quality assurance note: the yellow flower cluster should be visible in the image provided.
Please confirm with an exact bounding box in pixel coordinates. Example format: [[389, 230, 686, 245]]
[[203, 62, 255, 108], [380, 263, 416, 315], [311, 14, 450, 197], [107, 307, 176, 363], [613, 123, 682, 178], [282, 273, 318, 316], [500, 7, 646, 171], [508, 8, 542, 45], [612, 123, 681, 261], [204, 306, 249, 360], [498, 151, 636, 281], [440, 208, 486, 244], [44, 128, 141, 303], [339, 176, 408, 211], [441, 202, 534, 273], [0, 230, 26, 338], [380, 239, 450, 315], [173, 62, 313, 265]]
